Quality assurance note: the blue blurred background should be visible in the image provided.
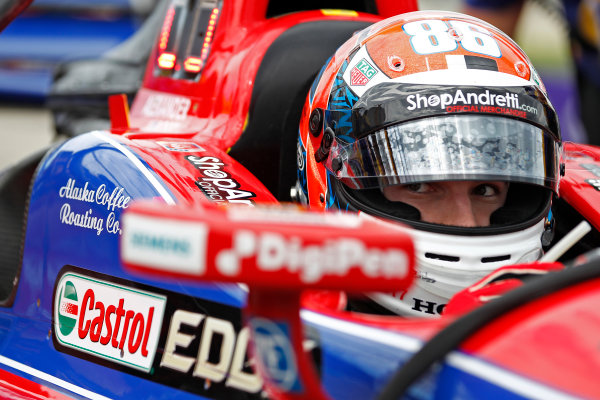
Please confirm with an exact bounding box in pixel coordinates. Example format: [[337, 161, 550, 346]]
[[0, 0, 153, 102], [0, 0, 582, 169]]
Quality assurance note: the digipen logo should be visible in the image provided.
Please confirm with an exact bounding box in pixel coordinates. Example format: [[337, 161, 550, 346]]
[[54, 272, 167, 372], [216, 230, 409, 283]]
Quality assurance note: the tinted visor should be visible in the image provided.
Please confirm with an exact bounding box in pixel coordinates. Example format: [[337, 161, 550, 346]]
[[325, 115, 561, 192]]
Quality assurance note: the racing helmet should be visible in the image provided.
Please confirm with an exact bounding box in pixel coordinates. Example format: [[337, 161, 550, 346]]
[[295, 10, 562, 317]]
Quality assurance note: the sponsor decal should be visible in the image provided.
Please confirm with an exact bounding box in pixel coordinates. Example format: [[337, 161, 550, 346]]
[[215, 230, 409, 282], [384, 291, 446, 315], [354, 83, 557, 139], [406, 89, 536, 119], [58, 281, 79, 336], [58, 178, 130, 236], [515, 61, 528, 78], [411, 298, 446, 315], [54, 271, 166, 372], [250, 318, 301, 393], [463, 55, 498, 71], [296, 139, 305, 172], [143, 120, 185, 132], [141, 94, 191, 121], [186, 155, 256, 205], [578, 164, 600, 191], [157, 141, 205, 152], [585, 179, 600, 191], [121, 212, 208, 275], [581, 163, 600, 177], [350, 58, 378, 86], [417, 271, 436, 284], [530, 66, 545, 92], [53, 266, 263, 398], [403, 19, 501, 58], [160, 310, 262, 394]]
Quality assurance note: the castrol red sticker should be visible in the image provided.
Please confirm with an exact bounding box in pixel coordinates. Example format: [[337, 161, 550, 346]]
[[54, 270, 166, 372]]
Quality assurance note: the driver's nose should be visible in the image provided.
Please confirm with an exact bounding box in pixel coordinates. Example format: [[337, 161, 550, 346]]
[[443, 191, 479, 227]]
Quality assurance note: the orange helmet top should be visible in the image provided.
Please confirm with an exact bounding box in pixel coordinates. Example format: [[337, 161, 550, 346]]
[[298, 10, 559, 210]]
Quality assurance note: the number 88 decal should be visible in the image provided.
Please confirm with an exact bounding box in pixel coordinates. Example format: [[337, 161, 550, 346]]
[[403, 19, 501, 58]]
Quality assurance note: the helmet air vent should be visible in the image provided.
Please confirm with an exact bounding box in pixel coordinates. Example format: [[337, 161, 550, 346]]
[[481, 255, 511, 263], [424, 253, 459, 262]]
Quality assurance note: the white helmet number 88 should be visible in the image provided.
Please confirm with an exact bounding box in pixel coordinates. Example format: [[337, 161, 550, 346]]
[[403, 19, 501, 58]]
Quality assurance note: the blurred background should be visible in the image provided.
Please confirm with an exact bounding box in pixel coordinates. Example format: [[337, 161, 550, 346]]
[[0, 0, 577, 169], [0, 0, 158, 169]]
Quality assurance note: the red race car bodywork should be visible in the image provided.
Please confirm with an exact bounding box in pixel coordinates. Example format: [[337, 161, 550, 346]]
[[0, 1, 599, 399]]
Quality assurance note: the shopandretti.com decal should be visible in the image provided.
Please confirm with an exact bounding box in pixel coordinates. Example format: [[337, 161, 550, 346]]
[[406, 89, 537, 118]]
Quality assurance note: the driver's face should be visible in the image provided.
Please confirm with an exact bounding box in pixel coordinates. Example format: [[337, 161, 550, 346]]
[[382, 181, 509, 227]]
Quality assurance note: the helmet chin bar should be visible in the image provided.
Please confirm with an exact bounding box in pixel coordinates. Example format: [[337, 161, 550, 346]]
[[359, 216, 548, 317], [368, 220, 592, 318]]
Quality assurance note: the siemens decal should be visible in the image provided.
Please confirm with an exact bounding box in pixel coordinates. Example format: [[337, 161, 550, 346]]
[[406, 89, 537, 116]]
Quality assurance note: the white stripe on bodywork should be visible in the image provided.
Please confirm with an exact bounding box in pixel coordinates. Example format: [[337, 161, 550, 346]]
[[390, 68, 530, 86], [0, 355, 113, 400], [447, 352, 582, 400], [301, 310, 581, 399], [92, 131, 176, 205], [301, 309, 422, 351], [445, 54, 467, 69]]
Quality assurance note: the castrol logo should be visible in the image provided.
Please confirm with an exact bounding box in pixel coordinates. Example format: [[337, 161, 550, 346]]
[[54, 272, 167, 372]]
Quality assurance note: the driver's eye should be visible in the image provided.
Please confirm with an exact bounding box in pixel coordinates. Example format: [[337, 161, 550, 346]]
[[473, 184, 498, 197], [405, 183, 429, 193]]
